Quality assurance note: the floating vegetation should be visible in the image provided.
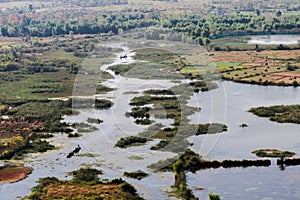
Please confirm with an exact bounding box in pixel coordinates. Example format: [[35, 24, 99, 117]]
[[252, 149, 296, 158], [209, 192, 221, 200], [149, 149, 271, 172], [128, 156, 144, 160], [115, 136, 148, 148], [77, 153, 101, 158], [72, 98, 113, 110], [87, 118, 103, 124], [67, 133, 81, 138], [72, 122, 98, 133], [123, 170, 149, 180], [277, 157, 300, 166]]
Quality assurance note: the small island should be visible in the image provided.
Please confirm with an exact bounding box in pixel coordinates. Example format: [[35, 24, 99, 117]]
[[252, 149, 296, 158], [24, 168, 144, 200]]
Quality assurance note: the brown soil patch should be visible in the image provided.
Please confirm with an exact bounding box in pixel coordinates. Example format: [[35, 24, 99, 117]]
[[0, 165, 32, 184]]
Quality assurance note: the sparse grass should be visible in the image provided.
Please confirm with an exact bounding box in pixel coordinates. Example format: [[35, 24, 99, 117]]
[[77, 153, 101, 157], [128, 156, 144, 160]]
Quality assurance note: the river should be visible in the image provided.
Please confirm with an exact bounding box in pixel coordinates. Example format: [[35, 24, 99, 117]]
[[1, 41, 300, 200]]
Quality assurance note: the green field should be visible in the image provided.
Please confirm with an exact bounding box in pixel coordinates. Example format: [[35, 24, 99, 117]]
[[0, 70, 75, 99]]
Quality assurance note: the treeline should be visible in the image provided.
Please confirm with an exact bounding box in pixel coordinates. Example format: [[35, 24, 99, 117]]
[[57, 0, 128, 7], [0, 4, 299, 46], [0, 12, 158, 37]]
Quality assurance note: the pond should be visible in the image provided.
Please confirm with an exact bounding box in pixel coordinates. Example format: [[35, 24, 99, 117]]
[[245, 34, 300, 45]]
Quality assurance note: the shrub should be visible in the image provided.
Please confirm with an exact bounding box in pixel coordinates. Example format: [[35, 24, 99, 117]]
[[115, 136, 148, 148], [71, 168, 103, 183], [209, 192, 221, 200]]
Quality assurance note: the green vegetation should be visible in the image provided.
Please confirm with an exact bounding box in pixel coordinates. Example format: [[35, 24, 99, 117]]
[[96, 84, 115, 94], [16, 140, 55, 156], [209, 193, 221, 200], [71, 168, 103, 184], [71, 98, 112, 110], [249, 104, 300, 124], [196, 123, 228, 135], [252, 149, 296, 158], [87, 118, 103, 124], [118, 82, 227, 152], [0, 99, 76, 159], [0, 0, 298, 45], [2, 99, 73, 133], [149, 149, 271, 172], [173, 158, 196, 200], [0, 70, 75, 99], [25, 168, 144, 200], [95, 99, 113, 110], [109, 62, 183, 80], [0, 1, 299, 199], [0, 121, 29, 159], [72, 123, 98, 133], [115, 136, 148, 148], [123, 170, 149, 180]]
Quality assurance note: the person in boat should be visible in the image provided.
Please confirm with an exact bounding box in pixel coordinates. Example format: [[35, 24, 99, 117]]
[[73, 145, 81, 154]]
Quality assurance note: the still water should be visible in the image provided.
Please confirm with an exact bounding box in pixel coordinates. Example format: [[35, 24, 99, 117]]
[[245, 34, 300, 45], [187, 81, 300, 199]]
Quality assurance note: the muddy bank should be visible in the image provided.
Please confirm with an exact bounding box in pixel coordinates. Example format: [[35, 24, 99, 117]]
[[0, 165, 32, 184]]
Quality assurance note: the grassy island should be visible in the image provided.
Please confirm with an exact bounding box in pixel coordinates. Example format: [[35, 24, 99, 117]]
[[25, 168, 144, 200], [249, 104, 300, 124], [252, 149, 296, 158]]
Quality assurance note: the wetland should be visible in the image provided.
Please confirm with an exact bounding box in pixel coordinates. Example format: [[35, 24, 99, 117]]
[[0, 1, 300, 199]]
